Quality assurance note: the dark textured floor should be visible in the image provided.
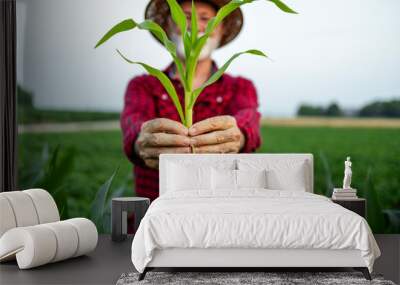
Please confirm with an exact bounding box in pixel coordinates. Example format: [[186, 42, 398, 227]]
[[0, 235, 398, 285], [0, 235, 134, 285]]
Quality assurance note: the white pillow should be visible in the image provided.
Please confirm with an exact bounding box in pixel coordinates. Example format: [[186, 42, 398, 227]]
[[237, 169, 267, 189], [211, 168, 237, 190], [167, 162, 212, 191], [211, 169, 267, 190], [165, 158, 236, 170], [265, 168, 306, 191], [237, 159, 308, 191]]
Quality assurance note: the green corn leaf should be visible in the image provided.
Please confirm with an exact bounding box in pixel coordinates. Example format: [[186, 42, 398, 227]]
[[187, 0, 253, 89], [94, 19, 136, 48], [116, 49, 186, 124], [138, 20, 174, 53], [188, 0, 295, 85], [90, 166, 119, 232], [95, 19, 173, 56], [186, 33, 209, 89], [194, 0, 294, 57], [136, 20, 188, 89], [34, 145, 76, 220], [318, 150, 334, 197], [95, 18, 187, 89], [190, 49, 267, 108], [166, 0, 192, 60], [139, 20, 168, 42], [206, 0, 253, 35], [191, 0, 198, 45], [166, 0, 187, 35], [204, 0, 296, 35], [183, 33, 192, 61], [383, 209, 400, 233], [364, 166, 385, 233], [267, 0, 297, 14]]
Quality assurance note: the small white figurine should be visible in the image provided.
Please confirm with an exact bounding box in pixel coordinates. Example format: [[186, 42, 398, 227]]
[[343, 156, 352, 189]]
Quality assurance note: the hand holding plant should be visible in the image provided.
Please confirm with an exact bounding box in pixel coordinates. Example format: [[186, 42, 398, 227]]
[[188, 115, 245, 153], [95, 0, 297, 128], [134, 118, 191, 169]]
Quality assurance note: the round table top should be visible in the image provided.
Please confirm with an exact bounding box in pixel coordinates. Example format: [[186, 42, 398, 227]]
[[112, 197, 150, 202]]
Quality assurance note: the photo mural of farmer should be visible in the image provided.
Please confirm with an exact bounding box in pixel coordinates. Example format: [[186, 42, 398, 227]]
[[121, 0, 262, 201]]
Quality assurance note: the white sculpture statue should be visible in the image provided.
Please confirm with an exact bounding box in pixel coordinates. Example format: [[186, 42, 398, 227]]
[[343, 156, 352, 189]]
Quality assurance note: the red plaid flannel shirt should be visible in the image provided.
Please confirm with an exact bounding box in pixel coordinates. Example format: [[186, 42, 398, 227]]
[[121, 60, 261, 201]]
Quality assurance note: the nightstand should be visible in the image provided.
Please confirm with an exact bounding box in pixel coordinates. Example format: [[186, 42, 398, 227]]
[[111, 197, 150, 242], [331, 198, 366, 218]]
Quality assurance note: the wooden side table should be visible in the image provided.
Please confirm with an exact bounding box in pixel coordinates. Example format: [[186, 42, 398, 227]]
[[111, 197, 150, 242], [331, 198, 366, 218]]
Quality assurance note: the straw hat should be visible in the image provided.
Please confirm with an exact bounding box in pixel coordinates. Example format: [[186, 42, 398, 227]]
[[144, 0, 244, 48]]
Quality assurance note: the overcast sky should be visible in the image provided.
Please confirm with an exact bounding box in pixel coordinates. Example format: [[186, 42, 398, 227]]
[[17, 0, 400, 117]]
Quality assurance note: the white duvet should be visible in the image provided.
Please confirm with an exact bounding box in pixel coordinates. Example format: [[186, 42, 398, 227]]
[[131, 189, 380, 273]]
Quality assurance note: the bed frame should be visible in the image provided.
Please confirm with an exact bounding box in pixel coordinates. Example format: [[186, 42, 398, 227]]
[[138, 154, 371, 281], [140, 248, 370, 280]]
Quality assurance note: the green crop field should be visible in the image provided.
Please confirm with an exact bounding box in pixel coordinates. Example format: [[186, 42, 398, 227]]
[[18, 126, 400, 233]]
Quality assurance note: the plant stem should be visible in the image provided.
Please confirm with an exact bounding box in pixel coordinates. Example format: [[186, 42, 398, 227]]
[[185, 106, 193, 128], [184, 90, 193, 128]]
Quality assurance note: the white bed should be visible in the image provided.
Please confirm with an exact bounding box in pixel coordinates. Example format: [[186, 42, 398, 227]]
[[131, 154, 380, 281]]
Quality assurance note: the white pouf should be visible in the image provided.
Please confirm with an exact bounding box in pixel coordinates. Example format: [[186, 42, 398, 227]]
[[1, 191, 40, 227], [65, 218, 98, 257], [42, 221, 79, 262], [24, 188, 60, 223], [0, 196, 17, 237], [0, 189, 98, 269]]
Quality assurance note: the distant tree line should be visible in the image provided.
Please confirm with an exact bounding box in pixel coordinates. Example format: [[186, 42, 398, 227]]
[[297, 103, 343, 117], [297, 99, 400, 118], [17, 84, 120, 124]]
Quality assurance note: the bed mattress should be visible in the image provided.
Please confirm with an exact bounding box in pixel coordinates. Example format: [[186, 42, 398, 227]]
[[131, 189, 380, 273]]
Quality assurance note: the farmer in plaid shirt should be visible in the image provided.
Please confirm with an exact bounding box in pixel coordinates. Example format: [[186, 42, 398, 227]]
[[121, 0, 261, 201]]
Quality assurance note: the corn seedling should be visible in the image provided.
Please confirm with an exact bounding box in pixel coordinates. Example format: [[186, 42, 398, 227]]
[[95, 0, 297, 127]]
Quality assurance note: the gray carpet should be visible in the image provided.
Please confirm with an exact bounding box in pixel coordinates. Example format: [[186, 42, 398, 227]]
[[116, 271, 396, 285]]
